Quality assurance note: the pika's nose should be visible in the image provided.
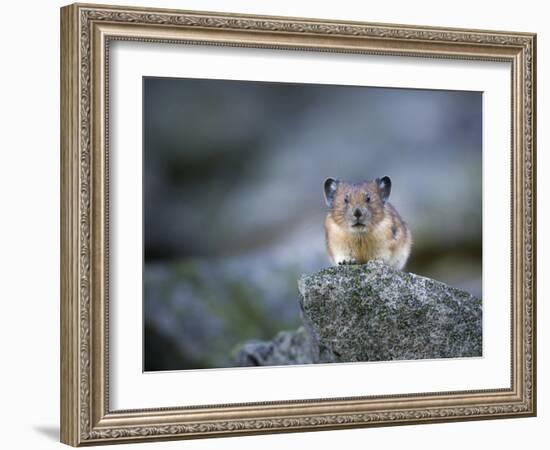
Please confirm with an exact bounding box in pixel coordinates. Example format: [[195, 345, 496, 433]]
[[353, 208, 362, 219]]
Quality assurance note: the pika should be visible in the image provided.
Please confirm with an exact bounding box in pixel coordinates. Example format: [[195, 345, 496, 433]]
[[323, 176, 412, 270]]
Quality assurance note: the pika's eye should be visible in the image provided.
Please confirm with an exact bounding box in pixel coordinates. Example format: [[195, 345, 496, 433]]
[[366, 194, 371, 203], [344, 195, 349, 204]]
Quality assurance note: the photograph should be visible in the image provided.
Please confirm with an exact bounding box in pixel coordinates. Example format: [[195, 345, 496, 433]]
[[143, 77, 483, 371]]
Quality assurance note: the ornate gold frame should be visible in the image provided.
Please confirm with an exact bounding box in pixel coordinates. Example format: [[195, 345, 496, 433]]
[[60, 2, 536, 446]]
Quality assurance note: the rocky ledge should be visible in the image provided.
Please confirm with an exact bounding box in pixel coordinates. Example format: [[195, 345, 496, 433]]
[[232, 261, 482, 366]]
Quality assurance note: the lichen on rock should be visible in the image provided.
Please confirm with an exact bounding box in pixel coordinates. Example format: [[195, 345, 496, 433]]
[[233, 261, 482, 366]]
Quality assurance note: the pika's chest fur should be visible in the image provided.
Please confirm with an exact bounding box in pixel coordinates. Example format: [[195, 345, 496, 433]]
[[325, 215, 391, 261]]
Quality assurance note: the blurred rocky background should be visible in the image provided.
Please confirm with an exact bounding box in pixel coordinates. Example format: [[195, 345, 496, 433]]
[[143, 77, 482, 371]]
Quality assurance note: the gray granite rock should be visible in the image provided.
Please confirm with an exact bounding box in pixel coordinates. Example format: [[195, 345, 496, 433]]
[[233, 261, 482, 366], [298, 261, 482, 362], [232, 327, 313, 366]]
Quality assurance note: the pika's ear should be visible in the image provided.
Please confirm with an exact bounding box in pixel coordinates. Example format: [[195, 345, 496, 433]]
[[377, 176, 391, 203], [323, 178, 339, 207]]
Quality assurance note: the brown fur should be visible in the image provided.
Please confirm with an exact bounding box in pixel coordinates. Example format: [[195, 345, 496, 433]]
[[324, 179, 412, 269]]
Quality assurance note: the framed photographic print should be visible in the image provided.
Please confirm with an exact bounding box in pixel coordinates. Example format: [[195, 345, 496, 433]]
[[60, 3, 537, 446]]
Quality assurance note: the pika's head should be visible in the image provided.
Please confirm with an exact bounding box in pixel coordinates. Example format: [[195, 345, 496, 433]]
[[323, 177, 391, 232]]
